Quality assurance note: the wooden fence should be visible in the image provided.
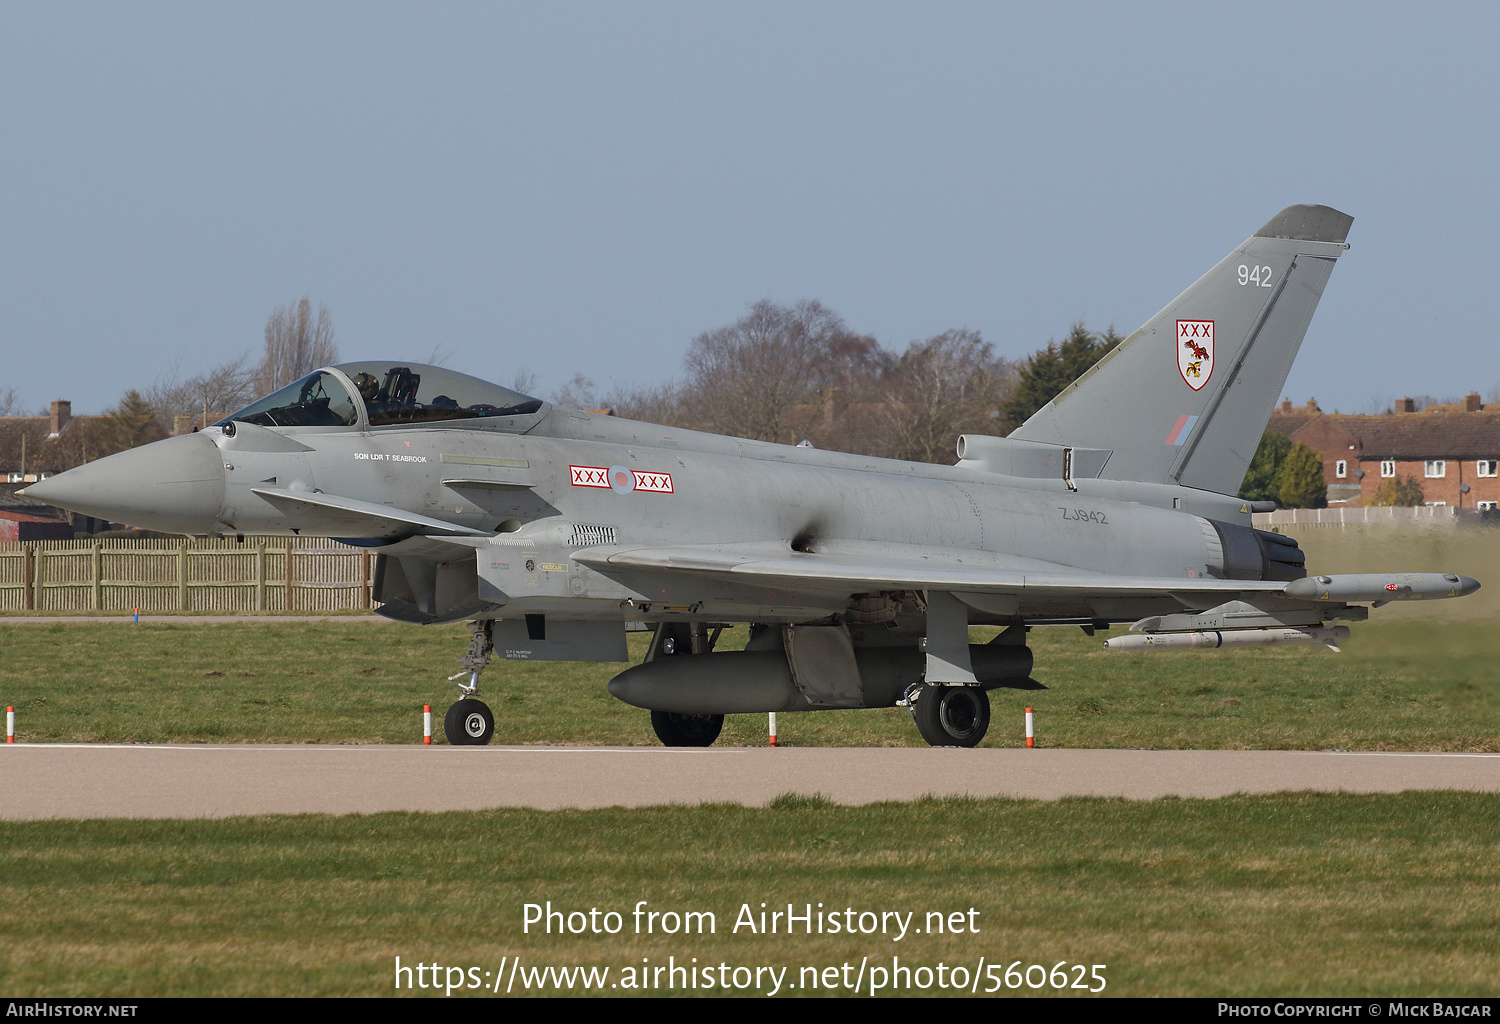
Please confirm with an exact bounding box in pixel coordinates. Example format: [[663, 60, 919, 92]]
[[1252, 506, 1463, 529], [0, 537, 375, 613]]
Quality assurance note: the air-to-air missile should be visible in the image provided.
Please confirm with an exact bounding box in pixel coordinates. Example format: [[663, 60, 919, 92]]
[[1103, 626, 1351, 652]]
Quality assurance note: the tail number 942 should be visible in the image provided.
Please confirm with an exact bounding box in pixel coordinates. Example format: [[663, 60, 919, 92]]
[[1238, 264, 1274, 287], [1060, 507, 1108, 525]]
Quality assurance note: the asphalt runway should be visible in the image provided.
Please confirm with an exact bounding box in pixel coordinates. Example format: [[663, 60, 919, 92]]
[[1, 615, 394, 625], [2, 744, 1497, 819]]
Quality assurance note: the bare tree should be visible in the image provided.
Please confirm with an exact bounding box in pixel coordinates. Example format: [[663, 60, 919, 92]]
[[879, 329, 1018, 464], [541, 302, 1017, 463], [607, 380, 685, 424], [551, 373, 600, 410], [0, 387, 23, 417], [508, 367, 539, 396], [549, 372, 686, 421], [681, 299, 868, 444], [255, 297, 338, 395], [421, 344, 454, 367], [146, 354, 257, 431]]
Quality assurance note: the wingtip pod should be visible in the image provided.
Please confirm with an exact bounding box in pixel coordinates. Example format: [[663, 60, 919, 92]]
[[1283, 572, 1481, 603], [1255, 204, 1354, 244]]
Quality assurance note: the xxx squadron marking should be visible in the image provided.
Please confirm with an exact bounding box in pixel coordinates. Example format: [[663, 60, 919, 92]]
[[570, 465, 675, 494], [1177, 319, 1214, 391], [570, 465, 610, 488]]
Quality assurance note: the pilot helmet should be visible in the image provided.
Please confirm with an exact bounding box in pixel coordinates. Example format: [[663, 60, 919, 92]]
[[352, 372, 379, 401]]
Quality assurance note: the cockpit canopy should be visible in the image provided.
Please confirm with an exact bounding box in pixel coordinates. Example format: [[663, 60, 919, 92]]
[[218, 363, 544, 430]]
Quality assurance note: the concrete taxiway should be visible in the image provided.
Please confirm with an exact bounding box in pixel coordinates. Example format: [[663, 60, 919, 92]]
[[1, 745, 1497, 819]]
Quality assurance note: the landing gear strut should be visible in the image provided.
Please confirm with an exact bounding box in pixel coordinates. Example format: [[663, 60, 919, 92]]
[[445, 621, 496, 745]]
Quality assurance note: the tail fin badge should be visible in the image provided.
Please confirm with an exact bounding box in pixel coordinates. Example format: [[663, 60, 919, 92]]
[[1177, 320, 1215, 391]]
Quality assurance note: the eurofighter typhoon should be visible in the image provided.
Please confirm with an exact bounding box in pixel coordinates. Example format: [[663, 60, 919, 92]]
[[25, 206, 1479, 747]]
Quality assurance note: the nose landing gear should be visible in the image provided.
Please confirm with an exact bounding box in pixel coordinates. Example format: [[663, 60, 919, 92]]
[[446, 698, 495, 745], [444, 621, 496, 745]]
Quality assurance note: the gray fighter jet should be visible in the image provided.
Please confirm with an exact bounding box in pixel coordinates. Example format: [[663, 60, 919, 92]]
[[25, 205, 1479, 747]]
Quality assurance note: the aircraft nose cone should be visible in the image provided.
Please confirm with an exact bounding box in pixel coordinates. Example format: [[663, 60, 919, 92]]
[[22, 433, 226, 534]]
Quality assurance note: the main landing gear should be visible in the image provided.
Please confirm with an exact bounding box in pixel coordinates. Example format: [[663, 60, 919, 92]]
[[905, 683, 991, 748], [444, 621, 496, 745], [650, 711, 724, 747], [642, 622, 726, 747]]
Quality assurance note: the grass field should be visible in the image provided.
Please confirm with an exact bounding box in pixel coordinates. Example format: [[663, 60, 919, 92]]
[[1, 793, 1496, 997], [2, 524, 1494, 750], [3, 524, 1494, 750], [1, 618, 1495, 751], [1, 527, 1494, 999]]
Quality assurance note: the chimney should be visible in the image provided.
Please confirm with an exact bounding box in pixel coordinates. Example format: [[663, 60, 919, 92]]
[[49, 400, 71, 436], [173, 414, 193, 436], [1399, 397, 1416, 413], [1305, 398, 1320, 412], [1280, 398, 1292, 412], [1465, 392, 1482, 412]]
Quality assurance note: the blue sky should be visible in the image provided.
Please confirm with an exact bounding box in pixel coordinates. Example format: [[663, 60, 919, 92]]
[[2, 2, 1495, 415]]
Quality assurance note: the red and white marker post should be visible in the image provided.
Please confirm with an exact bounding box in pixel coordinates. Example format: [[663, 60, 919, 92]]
[[6, 706, 13, 743], [1025, 707, 1035, 749], [768, 712, 778, 747], [423, 705, 432, 745]]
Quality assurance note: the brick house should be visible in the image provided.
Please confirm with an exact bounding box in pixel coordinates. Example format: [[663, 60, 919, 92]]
[[0, 509, 73, 542], [1, 401, 84, 484], [0, 400, 169, 531], [1267, 395, 1500, 509]]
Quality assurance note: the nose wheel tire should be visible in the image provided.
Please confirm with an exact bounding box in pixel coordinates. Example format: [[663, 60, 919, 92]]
[[445, 698, 495, 745], [912, 685, 990, 747], [651, 711, 724, 747]]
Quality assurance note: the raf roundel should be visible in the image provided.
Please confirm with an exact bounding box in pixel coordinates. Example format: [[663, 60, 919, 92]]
[[569, 463, 674, 495], [1176, 319, 1214, 391]]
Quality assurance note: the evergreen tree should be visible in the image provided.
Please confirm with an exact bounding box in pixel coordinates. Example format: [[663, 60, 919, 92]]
[[1369, 475, 1425, 507], [1276, 442, 1327, 508], [1238, 431, 1292, 502], [101, 390, 159, 453], [1002, 323, 1122, 431]]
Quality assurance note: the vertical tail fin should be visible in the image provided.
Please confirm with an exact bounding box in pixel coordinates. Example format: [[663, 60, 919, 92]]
[[1010, 205, 1353, 495]]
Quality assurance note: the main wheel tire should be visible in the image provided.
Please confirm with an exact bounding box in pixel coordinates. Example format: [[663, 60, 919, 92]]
[[445, 698, 495, 745], [650, 710, 724, 747], [912, 685, 990, 747]]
